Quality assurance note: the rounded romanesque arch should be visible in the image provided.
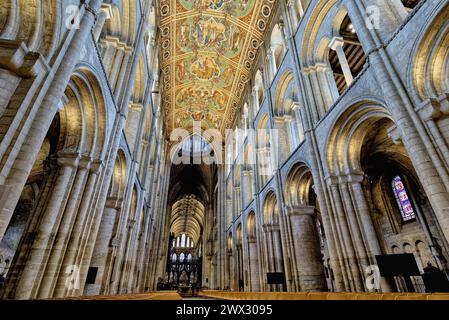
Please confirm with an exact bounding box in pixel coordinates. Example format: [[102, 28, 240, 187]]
[[325, 100, 449, 292], [65, 68, 108, 160], [262, 191, 279, 226], [273, 70, 304, 163], [284, 162, 314, 208], [0, 0, 62, 59], [412, 1, 449, 100], [326, 101, 392, 175]]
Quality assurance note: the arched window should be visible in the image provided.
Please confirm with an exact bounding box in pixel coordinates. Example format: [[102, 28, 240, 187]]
[[179, 253, 185, 263], [391, 176, 416, 222], [181, 234, 186, 247], [172, 253, 177, 263]]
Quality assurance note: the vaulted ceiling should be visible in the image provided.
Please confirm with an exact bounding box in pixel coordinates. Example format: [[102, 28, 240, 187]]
[[158, 0, 278, 136]]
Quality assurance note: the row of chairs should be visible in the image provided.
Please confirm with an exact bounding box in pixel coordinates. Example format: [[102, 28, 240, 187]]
[[199, 290, 449, 300], [43, 291, 183, 300]]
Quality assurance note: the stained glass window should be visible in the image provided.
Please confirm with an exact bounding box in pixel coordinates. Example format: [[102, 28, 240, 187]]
[[392, 176, 416, 222], [181, 234, 186, 247]]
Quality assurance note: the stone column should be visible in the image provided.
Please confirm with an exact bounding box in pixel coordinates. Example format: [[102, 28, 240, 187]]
[[125, 103, 143, 154], [109, 43, 125, 89], [329, 37, 353, 86], [301, 68, 321, 124], [272, 226, 285, 291], [248, 237, 260, 291], [37, 156, 92, 298], [258, 147, 274, 180], [114, 46, 134, 100], [234, 186, 241, 213], [296, 0, 305, 16], [53, 160, 102, 297], [252, 85, 260, 115], [329, 181, 364, 292], [342, 0, 449, 246], [93, 4, 113, 42], [0, 0, 103, 242], [84, 197, 121, 296], [14, 152, 79, 299], [349, 174, 392, 292], [268, 47, 278, 80], [227, 251, 233, 290], [101, 37, 119, 73], [287, 0, 299, 29], [339, 180, 370, 280], [280, 115, 297, 152], [316, 63, 339, 108], [291, 104, 305, 143], [243, 170, 253, 207], [287, 205, 326, 291], [263, 225, 276, 293], [272, 226, 284, 273]]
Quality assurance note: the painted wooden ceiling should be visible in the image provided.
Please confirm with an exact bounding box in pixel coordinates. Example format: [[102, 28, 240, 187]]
[[158, 0, 277, 135]]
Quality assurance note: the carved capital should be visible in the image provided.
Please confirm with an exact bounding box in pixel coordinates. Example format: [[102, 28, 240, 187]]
[[0, 40, 48, 77], [328, 36, 345, 51], [90, 159, 103, 173], [57, 152, 81, 168]]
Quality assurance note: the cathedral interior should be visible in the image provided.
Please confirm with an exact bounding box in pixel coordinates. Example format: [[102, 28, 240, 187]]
[[1, 0, 449, 300]]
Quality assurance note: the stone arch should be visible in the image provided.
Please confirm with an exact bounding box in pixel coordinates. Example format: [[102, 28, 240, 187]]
[[412, 2, 449, 100], [299, 0, 340, 64], [65, 68, 108, 160], [326, 100, 449, 286], [108, 149, 128, 202], [326, 101, 393, 175], [284, 162, 314, 208], [246, 212, 257, 241], [0, 0, 62, 59], [273, 71, 304, 162], [236, 223, 243, 247], [227, 232, 233, 253], [262, 191, 278, 226]]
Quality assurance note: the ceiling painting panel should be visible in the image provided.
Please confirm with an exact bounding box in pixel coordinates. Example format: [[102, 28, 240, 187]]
[[159, 0, 277, 135]]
